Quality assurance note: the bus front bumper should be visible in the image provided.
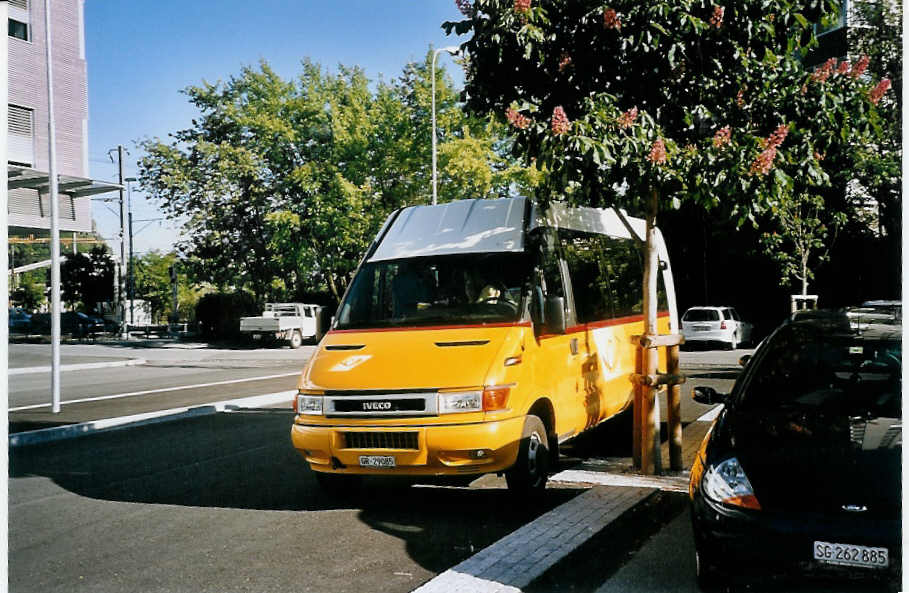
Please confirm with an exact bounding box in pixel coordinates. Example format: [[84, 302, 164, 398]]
[[291, 416, 526, 476]]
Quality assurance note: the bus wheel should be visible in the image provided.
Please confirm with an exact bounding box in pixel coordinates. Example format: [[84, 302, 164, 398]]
[[505, 415, 549, 494]]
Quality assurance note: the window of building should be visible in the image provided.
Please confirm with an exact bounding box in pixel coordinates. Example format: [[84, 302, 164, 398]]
[[8, 104, 33, 137], [8, 18, 29, 41], [8, 104, 35, 167]]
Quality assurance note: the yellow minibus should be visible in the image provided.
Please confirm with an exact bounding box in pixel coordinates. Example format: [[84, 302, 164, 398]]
[[291, 197, 677, 493]]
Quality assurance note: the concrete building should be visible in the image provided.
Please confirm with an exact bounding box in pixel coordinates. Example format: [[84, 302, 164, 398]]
[[7, 0, 117, 235]]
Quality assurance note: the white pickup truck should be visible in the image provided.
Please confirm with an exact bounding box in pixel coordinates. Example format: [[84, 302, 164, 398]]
[[239, 303, 324, 348]]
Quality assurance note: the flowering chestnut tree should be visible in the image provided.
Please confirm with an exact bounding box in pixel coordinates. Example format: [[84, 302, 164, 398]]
[[445, 0, 891, 311]]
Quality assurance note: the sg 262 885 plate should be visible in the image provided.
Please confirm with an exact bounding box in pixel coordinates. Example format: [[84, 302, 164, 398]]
[[813, 541, 888, 569]]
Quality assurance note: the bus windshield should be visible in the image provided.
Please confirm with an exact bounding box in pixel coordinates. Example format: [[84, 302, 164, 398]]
[[335, 253, 531, 330]]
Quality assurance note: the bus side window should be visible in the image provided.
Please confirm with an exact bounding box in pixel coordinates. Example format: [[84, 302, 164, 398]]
[[560, 229, 612, 323], [538, 230, 565, 300]]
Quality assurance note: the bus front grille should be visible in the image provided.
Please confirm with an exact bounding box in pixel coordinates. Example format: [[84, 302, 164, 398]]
[[342, 431, 419, 450]]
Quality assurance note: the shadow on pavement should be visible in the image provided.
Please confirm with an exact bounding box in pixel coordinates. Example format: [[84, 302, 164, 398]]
[[10, 409, 581, 575]]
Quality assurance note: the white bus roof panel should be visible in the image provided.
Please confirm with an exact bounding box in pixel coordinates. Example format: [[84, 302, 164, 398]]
[[368, 198, 527, 262]]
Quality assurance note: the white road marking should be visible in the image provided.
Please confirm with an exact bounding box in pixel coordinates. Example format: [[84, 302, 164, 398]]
[[696, 404, 724, 422], [9, 371, 300, 411]]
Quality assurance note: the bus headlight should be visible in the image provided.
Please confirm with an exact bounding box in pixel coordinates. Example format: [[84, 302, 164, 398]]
[[438, 390, 483, 414], [295, 392, 324, 415]]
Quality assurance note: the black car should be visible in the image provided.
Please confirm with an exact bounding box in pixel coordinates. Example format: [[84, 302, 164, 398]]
[[30, 311, 106, 338], [689, 308, 901, 590]]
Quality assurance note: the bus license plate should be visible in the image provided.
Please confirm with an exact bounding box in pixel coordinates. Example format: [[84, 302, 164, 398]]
[[359, 455, 395, 468], [813, 541, 889, 569]]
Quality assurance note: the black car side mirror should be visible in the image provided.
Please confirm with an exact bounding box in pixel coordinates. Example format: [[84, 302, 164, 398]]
[[693, 386, 727, 405], [739, 354, 752, 367]]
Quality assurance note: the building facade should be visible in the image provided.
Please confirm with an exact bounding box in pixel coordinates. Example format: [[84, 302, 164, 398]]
[[8, 0, 92, 232]]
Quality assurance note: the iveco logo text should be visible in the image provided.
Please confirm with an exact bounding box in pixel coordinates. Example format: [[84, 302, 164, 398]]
[[362, 401, 392, 411]]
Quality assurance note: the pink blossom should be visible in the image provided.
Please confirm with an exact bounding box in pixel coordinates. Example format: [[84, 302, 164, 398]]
[[836, 60, 850, 75], [869, 78, 891, 105], [617, 107, 638, 129], [551, 106, 571, 135], [811, 58, 836, 83], [712, 126, 731, 147], [514, 0, 531, 12], [647, 138, 667, 165], [455, 0, 472, 17], [766, 125, 788, 150], [558, 53, 572, 72], [850, 55, 870, 79], [749, 147, 777, 176], [814, 151, 825, 161], [506, 107, 531, 130], [736, 88, 745, 107], [709, 5, 725, 28], [603, 8, 621, 30]]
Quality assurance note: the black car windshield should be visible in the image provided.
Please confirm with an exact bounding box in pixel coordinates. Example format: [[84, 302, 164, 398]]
[[742, 326, 901, 418], [335, 252, 531, 330]]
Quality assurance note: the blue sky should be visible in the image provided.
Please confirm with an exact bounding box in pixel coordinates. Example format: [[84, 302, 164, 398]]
[[85, 0, 467, 254]]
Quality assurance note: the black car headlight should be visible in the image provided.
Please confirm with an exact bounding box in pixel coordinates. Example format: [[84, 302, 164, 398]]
[[702, 457, 762, 510]]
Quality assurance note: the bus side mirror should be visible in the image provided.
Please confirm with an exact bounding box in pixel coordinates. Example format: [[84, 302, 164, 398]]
[[545, 296, 567, 335], [530, 286, 545, 328]]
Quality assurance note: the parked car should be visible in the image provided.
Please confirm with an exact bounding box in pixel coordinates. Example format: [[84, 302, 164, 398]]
[[689, 308, 901, 590], [29, 311, 106, 338], [8, 309, 32, 332], [681, 306, 752, 350]]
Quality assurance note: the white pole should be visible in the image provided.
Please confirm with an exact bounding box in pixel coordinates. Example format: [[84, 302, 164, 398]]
[[45, 0, 62, 413], [430, 46, 460, 206], [431, 49, 439, 206], [0, 0, 9, 574]]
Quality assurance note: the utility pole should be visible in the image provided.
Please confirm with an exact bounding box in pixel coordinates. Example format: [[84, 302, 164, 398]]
[[126, 177, 136, 325], [169, 263, 178, 329], [115, 145, 127, 339], [128, 209, 134, 324]]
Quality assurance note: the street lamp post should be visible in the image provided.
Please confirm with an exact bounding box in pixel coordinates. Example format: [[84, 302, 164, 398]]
[[431, 46, 461, 206]]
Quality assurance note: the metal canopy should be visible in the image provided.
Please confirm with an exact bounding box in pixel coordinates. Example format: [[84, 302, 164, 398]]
[[7, 165, 122, 197]]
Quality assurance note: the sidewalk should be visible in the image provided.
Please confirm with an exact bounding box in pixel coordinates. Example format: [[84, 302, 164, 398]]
[[412, 419, 711, 593]]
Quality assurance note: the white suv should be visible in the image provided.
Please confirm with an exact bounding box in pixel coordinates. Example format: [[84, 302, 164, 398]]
[[681, 306, 752, 350]]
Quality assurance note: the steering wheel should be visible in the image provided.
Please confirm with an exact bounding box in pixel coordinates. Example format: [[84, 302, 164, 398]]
[[477, 283, 518, 311]]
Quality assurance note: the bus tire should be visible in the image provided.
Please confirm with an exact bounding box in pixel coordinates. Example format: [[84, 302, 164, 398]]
[[505, 415, 549, 494]]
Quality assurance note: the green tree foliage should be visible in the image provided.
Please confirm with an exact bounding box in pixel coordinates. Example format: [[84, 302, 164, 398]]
[[60, 246, 115, 313], [132, 250, 201, 323], [849, 0, 901, 240], [139, 53, 538, 303], [446, 0, 891, 296], [11, 277, 46, 311]]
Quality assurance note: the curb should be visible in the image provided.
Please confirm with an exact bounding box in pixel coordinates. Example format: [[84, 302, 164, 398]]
[[8, 390, 296, 447], [9, 358, 147, 375], [413, 485, 657, 593]]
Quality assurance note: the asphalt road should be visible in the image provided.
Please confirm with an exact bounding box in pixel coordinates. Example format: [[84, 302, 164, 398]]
[[8, 342, 760, 592], [8, 342, 313, 431], [9, 410, 582, 593]]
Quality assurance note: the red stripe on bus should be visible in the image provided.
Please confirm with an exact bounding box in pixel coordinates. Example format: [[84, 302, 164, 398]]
[[537, 311, 670, 340], [327, 321, 533, 335]]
